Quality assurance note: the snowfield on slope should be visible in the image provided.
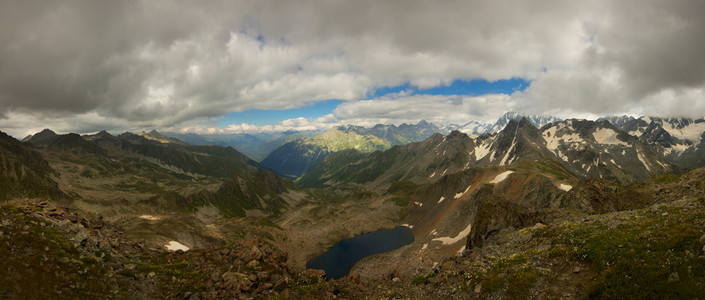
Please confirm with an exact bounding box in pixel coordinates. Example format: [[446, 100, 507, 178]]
[[165, 241, 190, 252], [489, 170, 514, 184], [432, 224, 472, 245], [662, 121, 705, 143], [139, 215, 161, 221], [592, 128, 628, 146], [558, 183, 572, 191]]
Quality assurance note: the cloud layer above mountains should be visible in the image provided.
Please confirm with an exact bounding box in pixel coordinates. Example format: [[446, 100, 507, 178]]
[[1, 0, 704, 136]]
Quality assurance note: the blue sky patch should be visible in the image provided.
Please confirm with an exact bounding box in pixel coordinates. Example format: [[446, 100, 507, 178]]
[[217, 99, 344, 126], [369, 78, 529, 98], [419, 78, 529, 96], [220, 78, 530, 127]]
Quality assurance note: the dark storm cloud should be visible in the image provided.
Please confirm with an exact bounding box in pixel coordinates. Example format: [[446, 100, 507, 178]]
[[0, 0, 704, 137]]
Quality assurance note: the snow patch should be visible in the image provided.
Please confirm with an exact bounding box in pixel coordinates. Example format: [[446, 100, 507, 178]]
[[139, 215, 161, 221], [457, 245, 466, 254], [429, 171, 436, 178], [432, 224, 473, 245], [402, 224, 414, 229], [662, 121, 705, 143], [421, 243, 428, 250], [558, 183, 572, 192], [414, 201, 423, 207], [430, 229, 438, 236], [165, 241, 190, 252], [636, 148, 651, 171], [629, 129, 644, 137], [438, 196, 445, 204], [454, 184, 473, 199], [489, 171, 514, 184], [592, 128, 628, 146], [474, 141, 492, 160], [664, 143, 690, 156], [609, 158, 623, 168], [542, 126, 583, 162]]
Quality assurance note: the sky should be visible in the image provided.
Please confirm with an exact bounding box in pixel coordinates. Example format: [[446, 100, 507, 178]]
[[1, 0, 705, 138]]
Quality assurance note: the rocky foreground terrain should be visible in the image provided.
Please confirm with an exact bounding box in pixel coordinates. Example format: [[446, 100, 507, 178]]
[[3, 168, 705, 299]]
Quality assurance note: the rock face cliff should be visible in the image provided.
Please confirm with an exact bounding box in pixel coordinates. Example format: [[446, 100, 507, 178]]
[[0, 130, 64, 200]]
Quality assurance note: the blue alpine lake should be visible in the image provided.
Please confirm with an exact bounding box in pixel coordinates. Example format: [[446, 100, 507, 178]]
[[306, 226, 414, 279]]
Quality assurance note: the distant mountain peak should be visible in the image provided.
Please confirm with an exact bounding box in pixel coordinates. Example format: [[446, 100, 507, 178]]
[[22, 128, 60, 146], [139, 129, 188, 145], [459, 112, 560, 137], [96, 130, 112, 137], [446, 130, 468, 140], [518, 117, 532, 127], [38, 128, 56, 135], [490, 112, 561, 133]]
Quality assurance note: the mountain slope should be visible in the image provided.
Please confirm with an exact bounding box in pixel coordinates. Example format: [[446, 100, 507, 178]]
[[611, 117, 705, 168], [297, 130, 476, 190], [299, 118, 673, 191], [163, 130, 319, 162], [541, 119, 673, 183], [22, 128, 61, 147], [485, 111, 561, 134], [259, 141, 333, 179], [47, 133, 106, 156], [161, 171, 305, 217], [261, 127, 390, 178], [262, 121, 446, 178], [474, 118, 557, 166], [139, 130, 189, 146], [0, 131, 64, 200], [83, 131, 265, 179]]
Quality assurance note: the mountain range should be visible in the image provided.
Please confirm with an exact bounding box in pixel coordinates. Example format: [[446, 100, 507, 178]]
[[3, 111, 705, 298], [260, 113, 561, 179], [459, 111, 562, 135], [298, 118, 672, 190], [163, 130, 319, 162], [605, 116, 705, 168], [260, 120, 451, 178], [148, 112, 555, 170]]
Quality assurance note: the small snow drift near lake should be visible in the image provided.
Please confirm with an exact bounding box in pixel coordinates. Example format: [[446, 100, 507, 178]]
[[489, 171, 514, 184], [165, 241, 190, 252]]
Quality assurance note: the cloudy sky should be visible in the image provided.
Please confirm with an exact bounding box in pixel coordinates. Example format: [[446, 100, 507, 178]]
[[1, 0, 704, 138]]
